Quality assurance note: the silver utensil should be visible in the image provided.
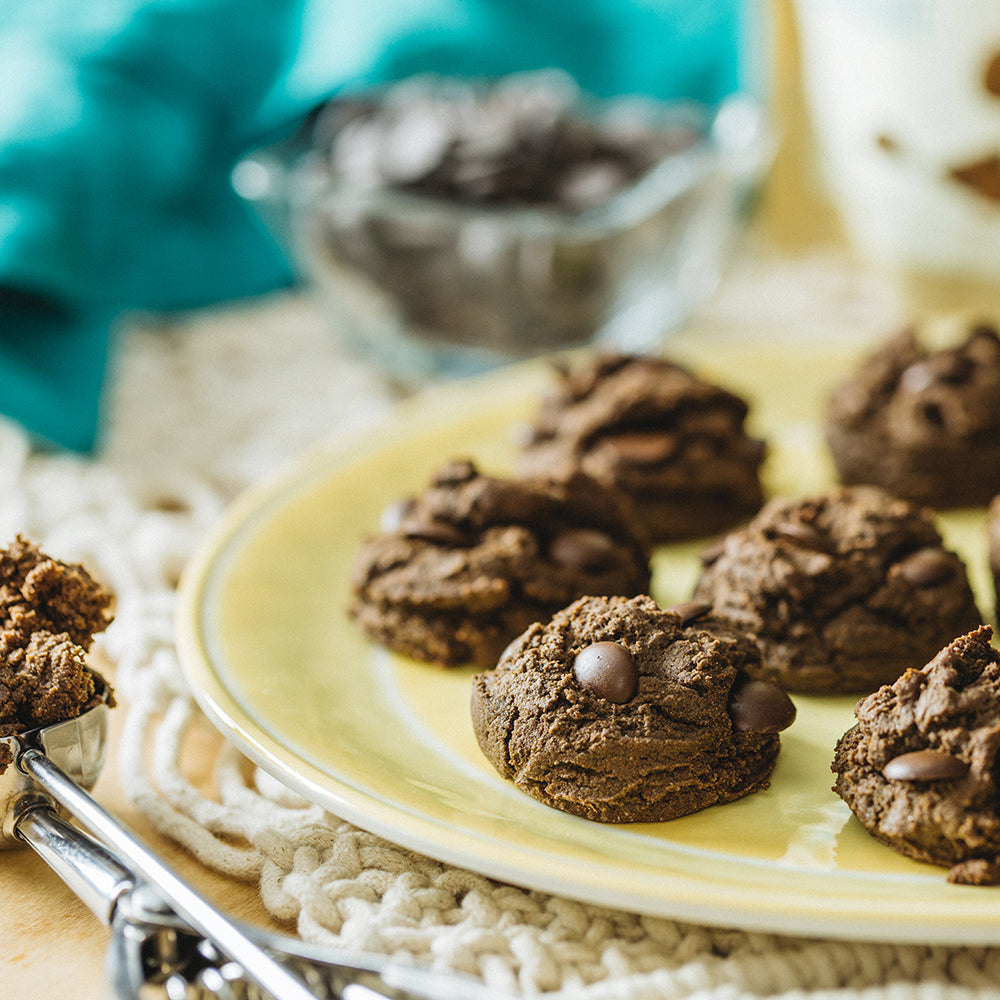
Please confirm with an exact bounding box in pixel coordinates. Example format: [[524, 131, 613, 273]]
[[2, 684, 504, 999]]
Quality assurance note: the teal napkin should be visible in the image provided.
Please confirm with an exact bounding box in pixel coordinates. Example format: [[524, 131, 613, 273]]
[[0, 0, 303, 450], [0, 0, 748, 451]]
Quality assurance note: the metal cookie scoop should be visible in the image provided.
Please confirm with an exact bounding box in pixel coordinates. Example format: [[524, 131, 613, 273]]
[[2, 679, 503, 1000]]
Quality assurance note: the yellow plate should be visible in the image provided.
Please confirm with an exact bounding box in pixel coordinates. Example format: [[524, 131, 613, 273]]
[[176, 331, 1000, 945]]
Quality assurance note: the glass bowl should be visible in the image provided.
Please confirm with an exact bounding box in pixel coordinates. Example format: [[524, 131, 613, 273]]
[[236, 72, 772, 383]]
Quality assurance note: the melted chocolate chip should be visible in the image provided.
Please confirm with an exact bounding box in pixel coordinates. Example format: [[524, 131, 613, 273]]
[[667, 600, 712, 626], [601, 430, 678, 465], [727, 673, 796, 733], [883, 749, 969, 782], [896, 548, 955, 587], [573, 641, 638, 703], [400, 518, 472, 546], [548, 528, 618, 572], [772, 522, 833, 554], [699, 538, 726, 566]]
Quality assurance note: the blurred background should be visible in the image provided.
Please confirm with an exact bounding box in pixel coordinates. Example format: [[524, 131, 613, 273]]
[[4, 0, 1000, 450]]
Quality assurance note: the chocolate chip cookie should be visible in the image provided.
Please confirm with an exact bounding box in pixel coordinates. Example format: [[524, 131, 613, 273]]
[[349, 460, 651, 667], [517, 353, 766, 543], [833, 626, 1000, 885], [692, 486, 983, 694], [825, 323, 1000, 507], [470, 594, 795, 822]]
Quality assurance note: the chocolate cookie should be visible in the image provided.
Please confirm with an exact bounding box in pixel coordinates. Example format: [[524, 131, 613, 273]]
[[470, 594, 795, 822], [691, 486, 983, 694], [349, 460, 651, 667], [825, 323, 1000, 507], [517, 353, 766, 543], [833, 626, 1000, 885]]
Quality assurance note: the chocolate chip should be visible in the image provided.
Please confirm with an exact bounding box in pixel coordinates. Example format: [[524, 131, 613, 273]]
[[400, 518, 472, 547], [317, 79, 682, 210], [896, 548, 955, 587], [573, 641, 637, 703], [699, 538, 726, 566], [601, 430, 678, 465], [883, 749, 969, 782], [771, 522, 833, 553], [667, 600, 712, 625], [727, 674, 796, 733], [548, 528, 618, 572]]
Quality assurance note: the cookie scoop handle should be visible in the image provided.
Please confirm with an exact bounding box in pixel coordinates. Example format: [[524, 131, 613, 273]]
[[14, 800, 135, 925], [16, 746, 319, 1000]]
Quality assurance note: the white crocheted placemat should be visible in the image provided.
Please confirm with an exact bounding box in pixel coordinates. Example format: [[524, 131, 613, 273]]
[[5, 246, 1000, 999]]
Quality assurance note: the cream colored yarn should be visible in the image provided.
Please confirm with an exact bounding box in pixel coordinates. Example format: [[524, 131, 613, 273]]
[[2, 255, 998, 999]]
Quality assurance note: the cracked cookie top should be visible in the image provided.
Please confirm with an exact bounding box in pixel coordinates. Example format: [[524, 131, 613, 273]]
[[826, 324, 1000, 507], [692, 486, 983, 693], [349, 460, 651, 667], [517, 353, 766, 542]]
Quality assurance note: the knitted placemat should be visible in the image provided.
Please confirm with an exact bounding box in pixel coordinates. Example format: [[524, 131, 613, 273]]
[[5, 256, 998, 999]]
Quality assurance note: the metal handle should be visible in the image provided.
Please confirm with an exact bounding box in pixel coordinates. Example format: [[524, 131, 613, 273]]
[[13, 800, 135, 925], [17, 747, 318, 1000]]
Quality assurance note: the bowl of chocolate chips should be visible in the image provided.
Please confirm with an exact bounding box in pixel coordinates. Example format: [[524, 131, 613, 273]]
[[239, 71, 771, 382]]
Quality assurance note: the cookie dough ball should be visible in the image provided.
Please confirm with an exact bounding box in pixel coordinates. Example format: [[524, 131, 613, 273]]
[[833, 626, 1000, 885], [825, 323, 1000, 507], [517, 353, 766, 542], [349, 460, 651, 667], [692, 486, 983, 694], [0, 630, 99, 736], [0, 535, 113, 648], [470, 594, 795, 822], [0, 537, 115, 760]]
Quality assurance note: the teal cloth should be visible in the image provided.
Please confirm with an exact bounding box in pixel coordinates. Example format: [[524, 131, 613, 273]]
[[0, 0, 749, 450]]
